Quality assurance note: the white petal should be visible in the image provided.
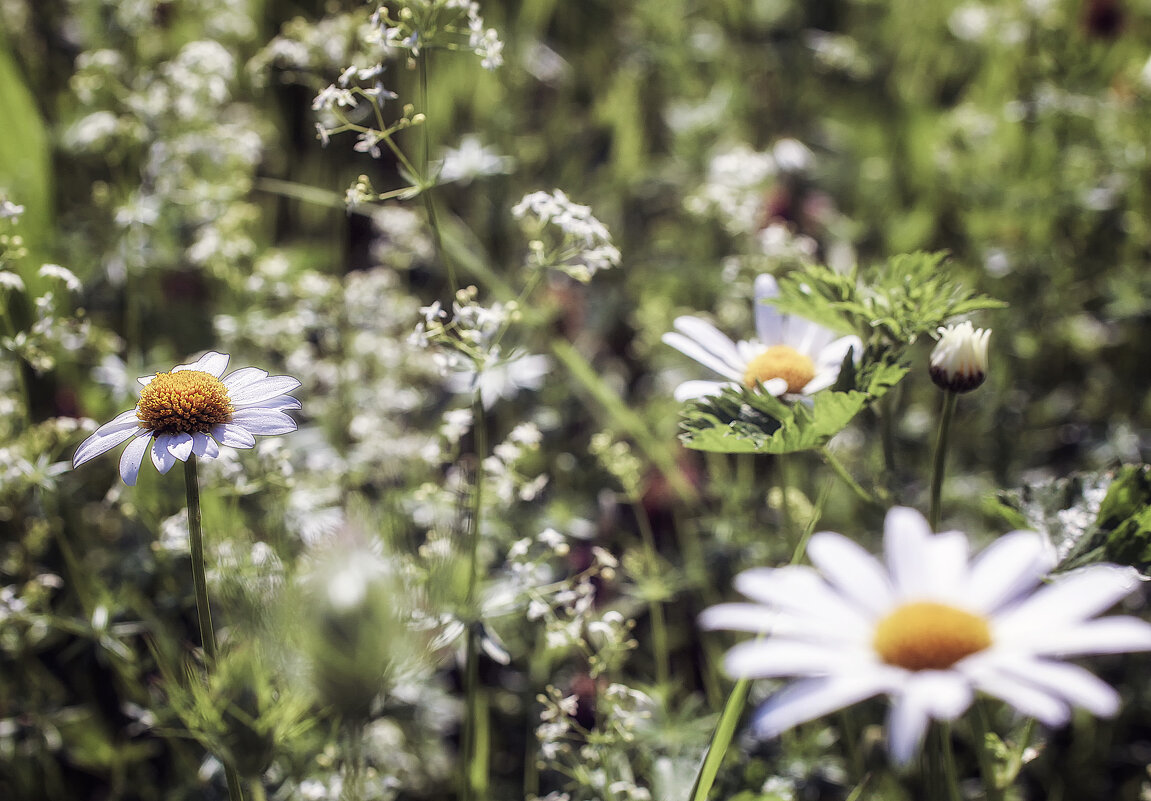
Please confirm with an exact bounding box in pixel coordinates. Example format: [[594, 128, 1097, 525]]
[[815, 335, 862, 369], [698, 602, 774, 633], [191, 432, 220, 459], [886, 695, 931, 766], [760, 377, 789, 396], [226, 374, 302, 406], [72, 409, 141, 467], [923, 531, 970, 602], [788, 318, 836, 358], [258, 394, 303, 412], [753, 274, 783, 345], [174, 351, 229, 376], [166, 432, 194, 462], [885, 672, 973, 765], [119, 432, 152, 486], [800, 369, 839, 395], [995, 565, 1143, 636], [672, 380, 730, 402], [965, 531, 1051, 613], [751, 671, 898, 737], [806, 532, 895, 616], [883, 507, 936, 597], [220, 366, 268, 391], [967, 666, 1071, 726], [150, 435, 179, 474], [992, 655, 1119, 717], [663, 329, 745, 382], [214, 423, 256, 449], [1016, 616, 1151, 657], [735, 566, 874, 638], [724, 639, 867, 678], [231, 408, 298, 435]]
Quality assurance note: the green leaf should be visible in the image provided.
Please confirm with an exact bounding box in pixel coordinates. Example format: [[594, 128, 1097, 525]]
[[994, 465, 1151, 578], [677, 358, 909, 455]]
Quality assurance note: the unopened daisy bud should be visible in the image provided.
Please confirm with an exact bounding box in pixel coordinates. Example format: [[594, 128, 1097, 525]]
[[929, 321, 990, 393]]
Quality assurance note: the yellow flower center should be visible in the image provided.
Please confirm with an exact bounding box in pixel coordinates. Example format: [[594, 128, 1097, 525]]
[[742, 345, 816, 393], [872, 601, 992, 671], [136, 370, 234, 435]]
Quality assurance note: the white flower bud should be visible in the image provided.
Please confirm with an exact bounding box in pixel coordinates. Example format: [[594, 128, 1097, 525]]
[[930, 321, 990, 393]]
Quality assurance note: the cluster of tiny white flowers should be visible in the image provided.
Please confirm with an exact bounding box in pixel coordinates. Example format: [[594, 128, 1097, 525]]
[[436, 135, 515, 185], [484, 422, 549, 505], [512, 190, 622, 282], [685, 142, 779, 234]]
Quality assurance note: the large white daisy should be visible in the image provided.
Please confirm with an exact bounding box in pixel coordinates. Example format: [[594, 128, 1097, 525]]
[[662, 274, 862, 402], [73, 351, 301, 486], [700, 507, 1151, 765]]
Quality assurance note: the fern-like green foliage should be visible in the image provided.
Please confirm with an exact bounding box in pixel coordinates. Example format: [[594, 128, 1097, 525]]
[[771, 251, 1007, 346], [995, 464, 1151, 578], [678, 355, 908, 455]]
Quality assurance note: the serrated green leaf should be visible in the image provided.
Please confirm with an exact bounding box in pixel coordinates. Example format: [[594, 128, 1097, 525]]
[[678, 359, 909, 455]]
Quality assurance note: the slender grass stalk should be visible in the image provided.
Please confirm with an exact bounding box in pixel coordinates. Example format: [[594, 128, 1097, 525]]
[[183, 456, 244, 801], [929, 390, 958, 532], [461, 393, 489, 801], [941, 723, 962, 801], [971, 701, 1010, 801], [818, 445, 881, 508]]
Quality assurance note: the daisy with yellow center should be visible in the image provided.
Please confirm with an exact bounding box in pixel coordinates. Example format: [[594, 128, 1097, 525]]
[[700, 507, 1151, 765], [662, 274, 861, 402], [73, 351, 301, 485]]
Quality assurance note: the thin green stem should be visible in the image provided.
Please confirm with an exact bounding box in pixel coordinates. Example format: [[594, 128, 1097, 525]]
[[929, 391, 958, 532], [818, 446, 881, 509], [417, 51, 456, 292], [184, 456, 216, 664], [941, 723, 962, 801], [462, 394, 488, 801], [972, 702, 1008, 801], [183, 457, 244, 801], [776, 454, 792, 541]]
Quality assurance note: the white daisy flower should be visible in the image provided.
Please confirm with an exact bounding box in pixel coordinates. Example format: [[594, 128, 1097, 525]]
[[930, 320, 991, 393], [73, 351, 301, 486], [662, 274, 862, 402], [700, 506, 1151, 765]]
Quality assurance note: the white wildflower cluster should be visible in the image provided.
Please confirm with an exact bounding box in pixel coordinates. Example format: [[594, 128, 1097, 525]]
[[65, 29, 267, 282], [484, 422, 549, 505], [0, 199, 23, 220], [415, 285, 550, 410], [685, 143, 779, 234], [370, 1, 504, 71], [513, 190, 622, 283], [534, 681, 656, 801], [0, 261, 101, 374]]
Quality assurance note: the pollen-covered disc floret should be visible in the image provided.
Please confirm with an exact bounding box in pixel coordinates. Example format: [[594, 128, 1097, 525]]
[[930, 320, 990, 393], [662, 274, 861, 403], [136, 370, 234, 434], [699, 506, 1151, 766], [73, 351, 302, 486]]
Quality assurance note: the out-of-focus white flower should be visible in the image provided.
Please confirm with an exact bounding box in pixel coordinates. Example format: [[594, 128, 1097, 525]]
[[446, 351, 550, 409], [73, 351, 301, 485], [38, 264, 82, 293], [701, 506, 1151, 765], [436, 135, 515, 185], [930, 321, 990, 393], [0, 200, 24, 219], [663, 274, 861, 402]]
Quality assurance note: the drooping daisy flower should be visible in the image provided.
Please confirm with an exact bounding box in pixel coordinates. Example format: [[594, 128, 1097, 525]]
[[662, 274, 862, 402], [930, 320, 991, 393], [73, 351, 301, 486], [700, 507, 1151, 765]]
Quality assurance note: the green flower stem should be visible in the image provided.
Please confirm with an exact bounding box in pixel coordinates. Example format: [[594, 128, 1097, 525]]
[[417, 52, 456, 293], [818, 446, 881, 509], [941, 723, 962, 801], [929, 390, 958, 532], [183, 456, 244, 801], [184, 456, 216, 664], [461, 394, 489, 801], [971, 702, 1012, 801]]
